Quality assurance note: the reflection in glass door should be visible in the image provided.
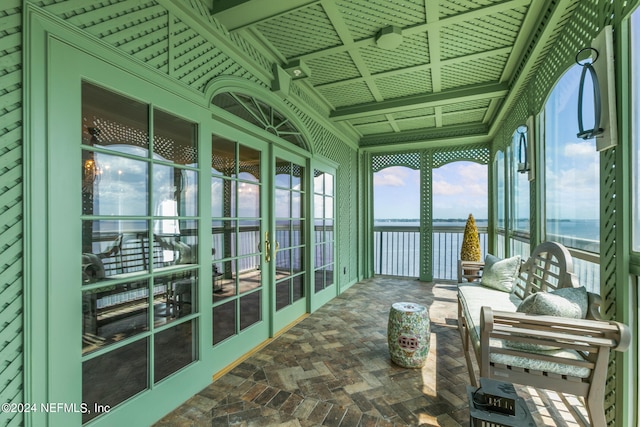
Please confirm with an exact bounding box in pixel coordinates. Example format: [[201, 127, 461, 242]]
[[313, 170, 335, 293], [274, 157, 306, 316], [211, 135, 263, 346], [80, 82, 199, 423]]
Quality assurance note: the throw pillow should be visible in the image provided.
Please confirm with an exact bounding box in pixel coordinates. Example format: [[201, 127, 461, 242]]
[[480, 254, 521, 293], [506, 286, 588, 351], [517, 286, 587, 318], [551, 286, 588, 318]]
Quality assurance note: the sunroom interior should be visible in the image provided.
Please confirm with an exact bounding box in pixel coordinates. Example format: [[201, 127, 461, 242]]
[[3, 0, 640, 426]]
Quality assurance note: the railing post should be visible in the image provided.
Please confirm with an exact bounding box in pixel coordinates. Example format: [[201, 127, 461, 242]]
[[378, 230, 383, 275]]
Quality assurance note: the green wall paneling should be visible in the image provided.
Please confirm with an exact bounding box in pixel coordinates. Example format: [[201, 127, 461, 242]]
[[0, 2, 23, 427]]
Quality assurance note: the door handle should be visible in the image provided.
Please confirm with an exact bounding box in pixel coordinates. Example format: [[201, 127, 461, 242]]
[[264, 231, 272, 263]]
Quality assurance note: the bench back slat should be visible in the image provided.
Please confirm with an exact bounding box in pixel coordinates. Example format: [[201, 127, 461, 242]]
[[513, 241, 580, 300]]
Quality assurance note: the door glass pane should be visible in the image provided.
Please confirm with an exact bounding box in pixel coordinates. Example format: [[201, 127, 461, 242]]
[[275, 158, 291, 187], [82, 220, 150, 280], [238, 220, 260, 256], [213, 259, 237, 303], [325, 197, 333, 219], [211, 135, 235, 177], [314, 195, 324, 223], [212, 220, 236, 259], [315, 243, 324, 267], [238, 144, 260, 182], [82, 219, 147, 281], [154, 320, 196, 383], [276, 280, 291, 311], [291, 191, 302, 218], [240, 291, 261, 330], [239, 257, 261, 294], [82, 150, 148, 216], [153, 166, 198, 218], [292, 274, 304, 302], [82, 281, 149, 355], [276, 248, 291, 277], [325, 242, 333, 265], [82, 83, 149, 154], [292, 246, 304, 273], [153, 109, 197, 166], [82, 338, 148, 424], [314, 172, 324, 193], [293, 220, 304, 246], [276, 189, 291, 217], [325, 173, 333, 196], [238, 182, 260, 217], [211, 176, 225, 217], [213, 300, 236, 345], [154, 271, 197, 326], [291, 164, 303, 189]]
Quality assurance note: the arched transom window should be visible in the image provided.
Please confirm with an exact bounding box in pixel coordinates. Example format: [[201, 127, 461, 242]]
[[212, 92, 308, 150]]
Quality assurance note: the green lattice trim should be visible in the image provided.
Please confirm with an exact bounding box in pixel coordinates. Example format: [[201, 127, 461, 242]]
[[371, 152, 421, 172], [432, 145, 490, 167]]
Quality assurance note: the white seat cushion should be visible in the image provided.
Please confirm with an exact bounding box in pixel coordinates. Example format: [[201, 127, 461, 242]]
[[458, 282, 591, 378]]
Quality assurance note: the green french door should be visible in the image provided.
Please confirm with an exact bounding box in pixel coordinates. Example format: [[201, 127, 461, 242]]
[[209, 133, 270, 369], [272, 149, 309, 331], [311, 165, 337, 311], [43, 38, 215, 427], [208, 134, 310, 363]]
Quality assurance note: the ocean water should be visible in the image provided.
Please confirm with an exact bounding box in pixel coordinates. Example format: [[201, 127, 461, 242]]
[[374, 218, 599, 242], [374, 218, 601, 291]]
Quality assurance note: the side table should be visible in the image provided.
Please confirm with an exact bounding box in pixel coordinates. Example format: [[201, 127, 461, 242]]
[[387, 302, 430, 368]]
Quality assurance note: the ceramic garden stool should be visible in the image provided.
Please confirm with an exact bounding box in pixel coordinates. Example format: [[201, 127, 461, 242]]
[[387, 302, 430, 368]]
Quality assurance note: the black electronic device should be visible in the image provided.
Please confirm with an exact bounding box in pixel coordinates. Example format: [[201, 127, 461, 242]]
[[473, 377, 517, 416], [467, 378, 536, 427]]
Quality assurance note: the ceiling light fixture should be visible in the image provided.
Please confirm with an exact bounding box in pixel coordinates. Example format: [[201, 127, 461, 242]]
[[375, 26, 403, 50], [283, 59, 311, 79]]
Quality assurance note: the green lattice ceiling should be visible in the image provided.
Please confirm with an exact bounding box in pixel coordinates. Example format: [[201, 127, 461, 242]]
[[211, 0, 577, 148]]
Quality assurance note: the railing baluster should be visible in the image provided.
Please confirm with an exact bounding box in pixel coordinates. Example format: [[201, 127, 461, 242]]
[[372, 225, 599, 288]]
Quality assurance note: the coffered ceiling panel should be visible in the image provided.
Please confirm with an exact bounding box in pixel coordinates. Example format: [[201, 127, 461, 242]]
[[212, 0, 579, 148]]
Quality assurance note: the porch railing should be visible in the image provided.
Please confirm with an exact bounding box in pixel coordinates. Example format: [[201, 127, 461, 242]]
[[373, 225, 488, 279], [373, 225, 600, 293]]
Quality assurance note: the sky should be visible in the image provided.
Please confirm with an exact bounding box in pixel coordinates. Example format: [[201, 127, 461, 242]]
[[373, 162, 488, 220]]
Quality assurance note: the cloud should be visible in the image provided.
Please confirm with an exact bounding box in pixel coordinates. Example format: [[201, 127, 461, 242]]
[[373, 166, 413, 187], [564, 141, 595, 157], [432, 180, 463, 195], [545, 162, 599, 219], [432, 162, 487, 196]]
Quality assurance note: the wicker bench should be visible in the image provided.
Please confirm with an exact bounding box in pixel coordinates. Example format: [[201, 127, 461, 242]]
[[457, 241, 630, 426]]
